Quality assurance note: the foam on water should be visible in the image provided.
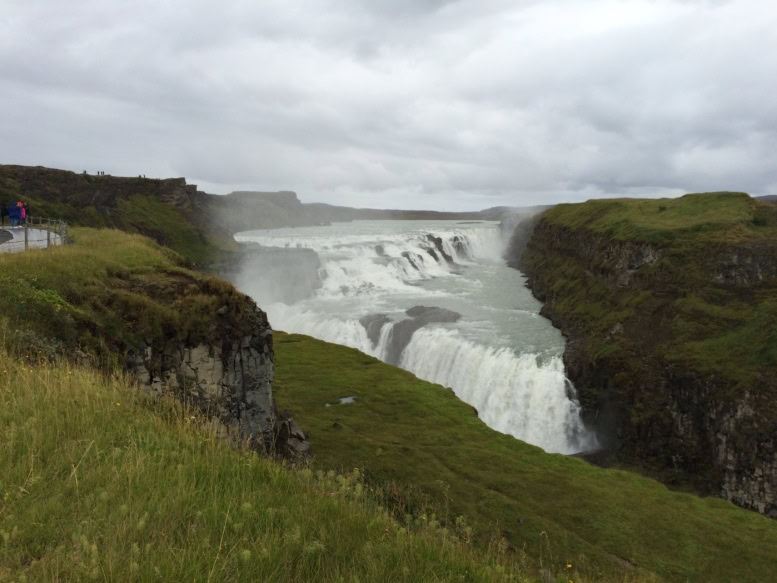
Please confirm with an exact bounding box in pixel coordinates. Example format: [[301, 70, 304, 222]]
[[400, 328, 594, 454], [238, 220, 596, 454]]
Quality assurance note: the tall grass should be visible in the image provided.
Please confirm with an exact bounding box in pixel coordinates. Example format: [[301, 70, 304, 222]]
[[0, 350, 546, 582], [273, 333, 777, 583], [0, 228, 247, 364]]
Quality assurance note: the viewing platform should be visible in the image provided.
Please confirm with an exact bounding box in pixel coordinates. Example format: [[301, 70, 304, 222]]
[[0, 219, 66, 253]]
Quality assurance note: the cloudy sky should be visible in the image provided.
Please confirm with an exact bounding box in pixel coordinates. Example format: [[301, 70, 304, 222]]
[[2, 0, 776, 210]]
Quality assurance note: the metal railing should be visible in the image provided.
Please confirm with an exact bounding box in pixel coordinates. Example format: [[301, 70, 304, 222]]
[[0, 216, 69, 253]]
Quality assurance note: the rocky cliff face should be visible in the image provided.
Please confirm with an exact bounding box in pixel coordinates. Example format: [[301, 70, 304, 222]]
[[514, 210, 777, 518], [125, 298, 310, 459], [667, 371, 776, 516]]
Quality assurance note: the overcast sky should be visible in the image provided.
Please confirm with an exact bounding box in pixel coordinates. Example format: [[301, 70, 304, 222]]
[[2, 0, 776, 210]]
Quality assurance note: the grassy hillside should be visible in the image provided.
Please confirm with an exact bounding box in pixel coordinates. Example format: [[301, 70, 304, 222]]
[[527, 193, 777, 387], [4, 196, 777, 581], [544, 192, 777, 244], [516, 193, 777, 505], [5, 326, 775, 583], [272, 333, 777, 583], [0, 165, 237, 264], [0, 350, 535, 582], [0, 228, 252, 365]]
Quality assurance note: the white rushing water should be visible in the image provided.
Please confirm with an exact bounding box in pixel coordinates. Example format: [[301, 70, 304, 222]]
[[235, 220, 596, 454]]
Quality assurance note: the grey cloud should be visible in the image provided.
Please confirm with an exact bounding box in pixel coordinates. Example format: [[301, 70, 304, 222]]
[[1, 0, 776, 210]]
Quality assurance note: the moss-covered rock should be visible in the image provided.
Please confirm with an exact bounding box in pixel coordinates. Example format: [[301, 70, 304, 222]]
[[0, 227, 308, 457], [513, 193, 777, 517]]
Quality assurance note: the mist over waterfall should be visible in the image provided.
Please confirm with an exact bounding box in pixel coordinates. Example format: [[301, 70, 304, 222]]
[[235, 220, 596, 454]]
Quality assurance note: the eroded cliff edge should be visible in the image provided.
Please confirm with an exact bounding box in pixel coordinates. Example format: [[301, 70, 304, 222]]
[[125, 293, 309, 459], [509, 193, 777, 517], [0, 228, 309, 460]]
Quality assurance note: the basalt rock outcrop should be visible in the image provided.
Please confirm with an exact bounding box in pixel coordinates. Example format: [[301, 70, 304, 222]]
[[359, 314, 391, 347], [512, 194, 777, 517], [363, 306, 461, 364], [126, 291, 310, 459], [426, 234, 454, 263]]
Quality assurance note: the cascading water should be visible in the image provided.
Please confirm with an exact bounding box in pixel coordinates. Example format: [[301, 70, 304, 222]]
[[400, 328, 589, 454], [235, 220, 596, 454]]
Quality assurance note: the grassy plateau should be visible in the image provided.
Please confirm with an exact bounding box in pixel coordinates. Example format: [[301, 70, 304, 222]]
[[522, 193, 777, 388], [517, 192, 777, 497], [0, 228, 250, 366]]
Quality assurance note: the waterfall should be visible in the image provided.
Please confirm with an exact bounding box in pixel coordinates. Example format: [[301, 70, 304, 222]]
[[236, 221, 596, 454], [400, 328, 594, 454], [236, 223, 505, 297]]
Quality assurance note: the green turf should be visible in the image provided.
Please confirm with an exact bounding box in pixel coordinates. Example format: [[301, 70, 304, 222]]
[[273, 332, 777, 583], [0, 350, 537, 582], [0, 228, 248, 365], [0, 167, 238, 264], [544, 192, 777, 244], [523, 193, 777, 387]]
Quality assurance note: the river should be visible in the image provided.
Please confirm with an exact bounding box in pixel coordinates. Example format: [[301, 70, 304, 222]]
[[235, 220, 595, 454]]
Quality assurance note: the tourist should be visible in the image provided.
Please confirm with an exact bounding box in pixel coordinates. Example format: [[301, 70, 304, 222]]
[[18, 201, 26, 226], [23, 202, 29, 223], [0, 201, 6, 226], [8, 203, 20, 227]]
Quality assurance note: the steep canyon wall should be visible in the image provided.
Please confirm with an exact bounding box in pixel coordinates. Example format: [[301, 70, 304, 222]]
[[509, 195, 777, 517]]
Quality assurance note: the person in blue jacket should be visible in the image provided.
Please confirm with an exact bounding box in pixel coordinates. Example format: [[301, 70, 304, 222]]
[[8, 203, 20, 227]]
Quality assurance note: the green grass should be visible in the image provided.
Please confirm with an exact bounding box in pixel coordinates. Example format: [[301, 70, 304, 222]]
[[669, 291, 777, 385], [523, 193, 777, 387], [545, 192, 777, 245], [517, 192, 777, 515], [272, 333, 777, 583], [15, 193, 223, 264], [0, 168, 237, 264], [3, 204, 776, 581], [112, 194, 212, 264], [0, 350, 540, 582], [0, 228, 249, 364], [7, 326, 771, 582]]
